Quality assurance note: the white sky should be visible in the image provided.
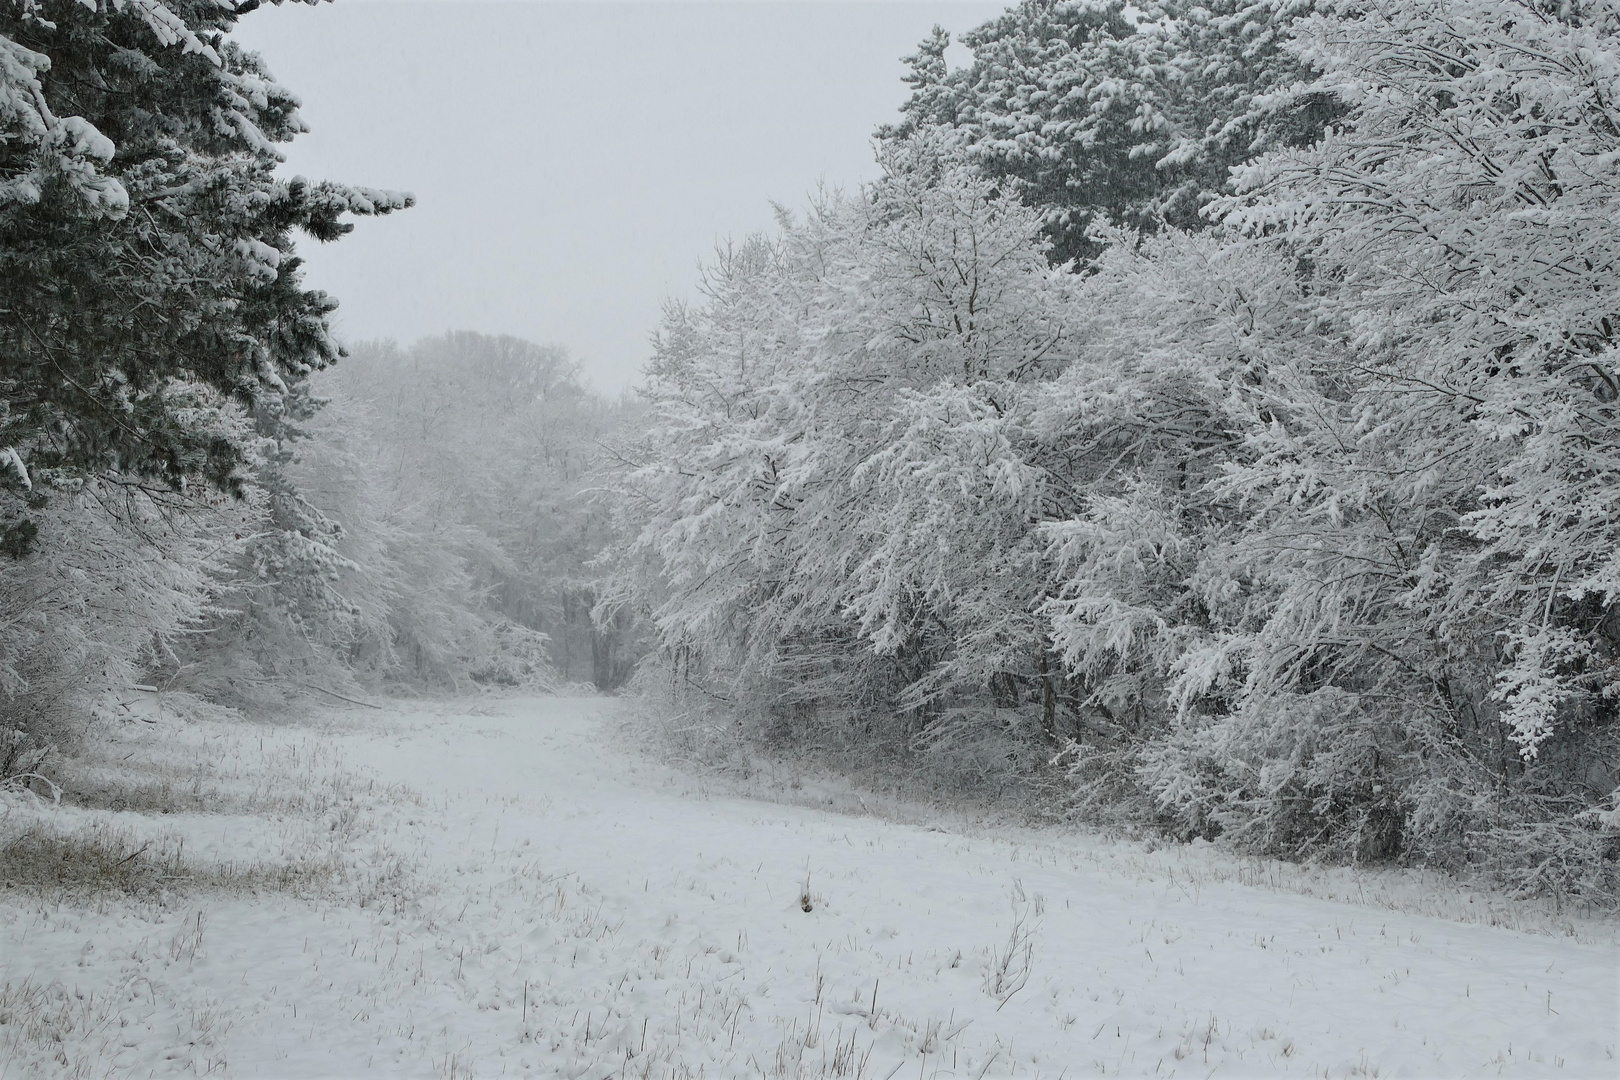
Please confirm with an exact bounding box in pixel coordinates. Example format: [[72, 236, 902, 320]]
[[233, 1, 1006, 394]]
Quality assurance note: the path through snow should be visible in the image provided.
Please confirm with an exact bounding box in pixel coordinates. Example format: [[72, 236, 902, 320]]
[[1, 696, 1615, 1078]]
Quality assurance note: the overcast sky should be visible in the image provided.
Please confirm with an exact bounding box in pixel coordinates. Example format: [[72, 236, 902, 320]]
[[233, 1, 1006, 394]]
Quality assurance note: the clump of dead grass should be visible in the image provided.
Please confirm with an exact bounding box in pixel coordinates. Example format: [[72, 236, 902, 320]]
[[0, 818, 344, 901], [59, 768, 213, 815]]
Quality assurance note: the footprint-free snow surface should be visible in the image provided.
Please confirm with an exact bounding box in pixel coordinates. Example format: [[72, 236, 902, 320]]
[[2, 697, 1615, 1078]]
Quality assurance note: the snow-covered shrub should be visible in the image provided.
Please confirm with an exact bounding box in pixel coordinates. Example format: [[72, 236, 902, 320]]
[[1141, 690, 1421, 859], [911, 705, 1055, 800], [1483, 797, 1620, 902], [0, 727, 50, 795], [0, 477, 236, 745], [469, 620, 559, 691], [617, 651, 758, 770]]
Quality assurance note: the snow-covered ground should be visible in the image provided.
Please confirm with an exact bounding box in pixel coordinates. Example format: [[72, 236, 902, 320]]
[[2, 696, 1615, 1078]]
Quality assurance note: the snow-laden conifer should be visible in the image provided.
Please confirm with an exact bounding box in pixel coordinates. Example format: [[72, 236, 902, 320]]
[[1, 0, 406, 735]]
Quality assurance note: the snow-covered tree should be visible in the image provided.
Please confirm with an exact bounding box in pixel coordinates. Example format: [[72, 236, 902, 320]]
[[1, 0, 405, 733], [613, 1, 1620, 898], [327, 333, 634, 690], [881, 0, 1338, 263], [0, 472, 244, 743], [608, 138, 1085, 744], [1, 0, 409, 537], [1216, 0, 1620, 759], [1034, 0, 1620, 885]]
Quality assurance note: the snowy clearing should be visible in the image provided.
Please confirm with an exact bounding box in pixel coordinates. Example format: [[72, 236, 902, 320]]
[[2, 696, 1615, 1079]]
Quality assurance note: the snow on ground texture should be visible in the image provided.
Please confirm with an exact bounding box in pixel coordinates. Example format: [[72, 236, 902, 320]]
[[1, 697, 1615, 1079]]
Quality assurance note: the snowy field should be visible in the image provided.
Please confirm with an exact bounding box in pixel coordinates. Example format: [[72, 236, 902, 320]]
[[1, 697, 1616, 1079]]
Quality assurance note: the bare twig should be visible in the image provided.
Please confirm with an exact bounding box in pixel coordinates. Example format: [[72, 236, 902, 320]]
[[299, 682, 384, 710]]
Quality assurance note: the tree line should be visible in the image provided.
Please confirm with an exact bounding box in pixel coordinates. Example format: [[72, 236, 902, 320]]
[[604, 0, 1620, 901], [3, 0, 1617, 902]]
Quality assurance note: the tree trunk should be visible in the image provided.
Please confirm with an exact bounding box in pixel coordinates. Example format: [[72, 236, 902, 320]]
[[1037, 647, 1058, 745]]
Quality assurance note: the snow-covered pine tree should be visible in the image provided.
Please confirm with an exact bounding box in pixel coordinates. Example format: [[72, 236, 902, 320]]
[[1, 0, 407, 736], [0, 0, 409, 538], [880, 0, 1338, 264]]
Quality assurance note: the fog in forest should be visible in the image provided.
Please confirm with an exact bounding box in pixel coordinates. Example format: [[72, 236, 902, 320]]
[[2, 1, 1617, 1076]]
